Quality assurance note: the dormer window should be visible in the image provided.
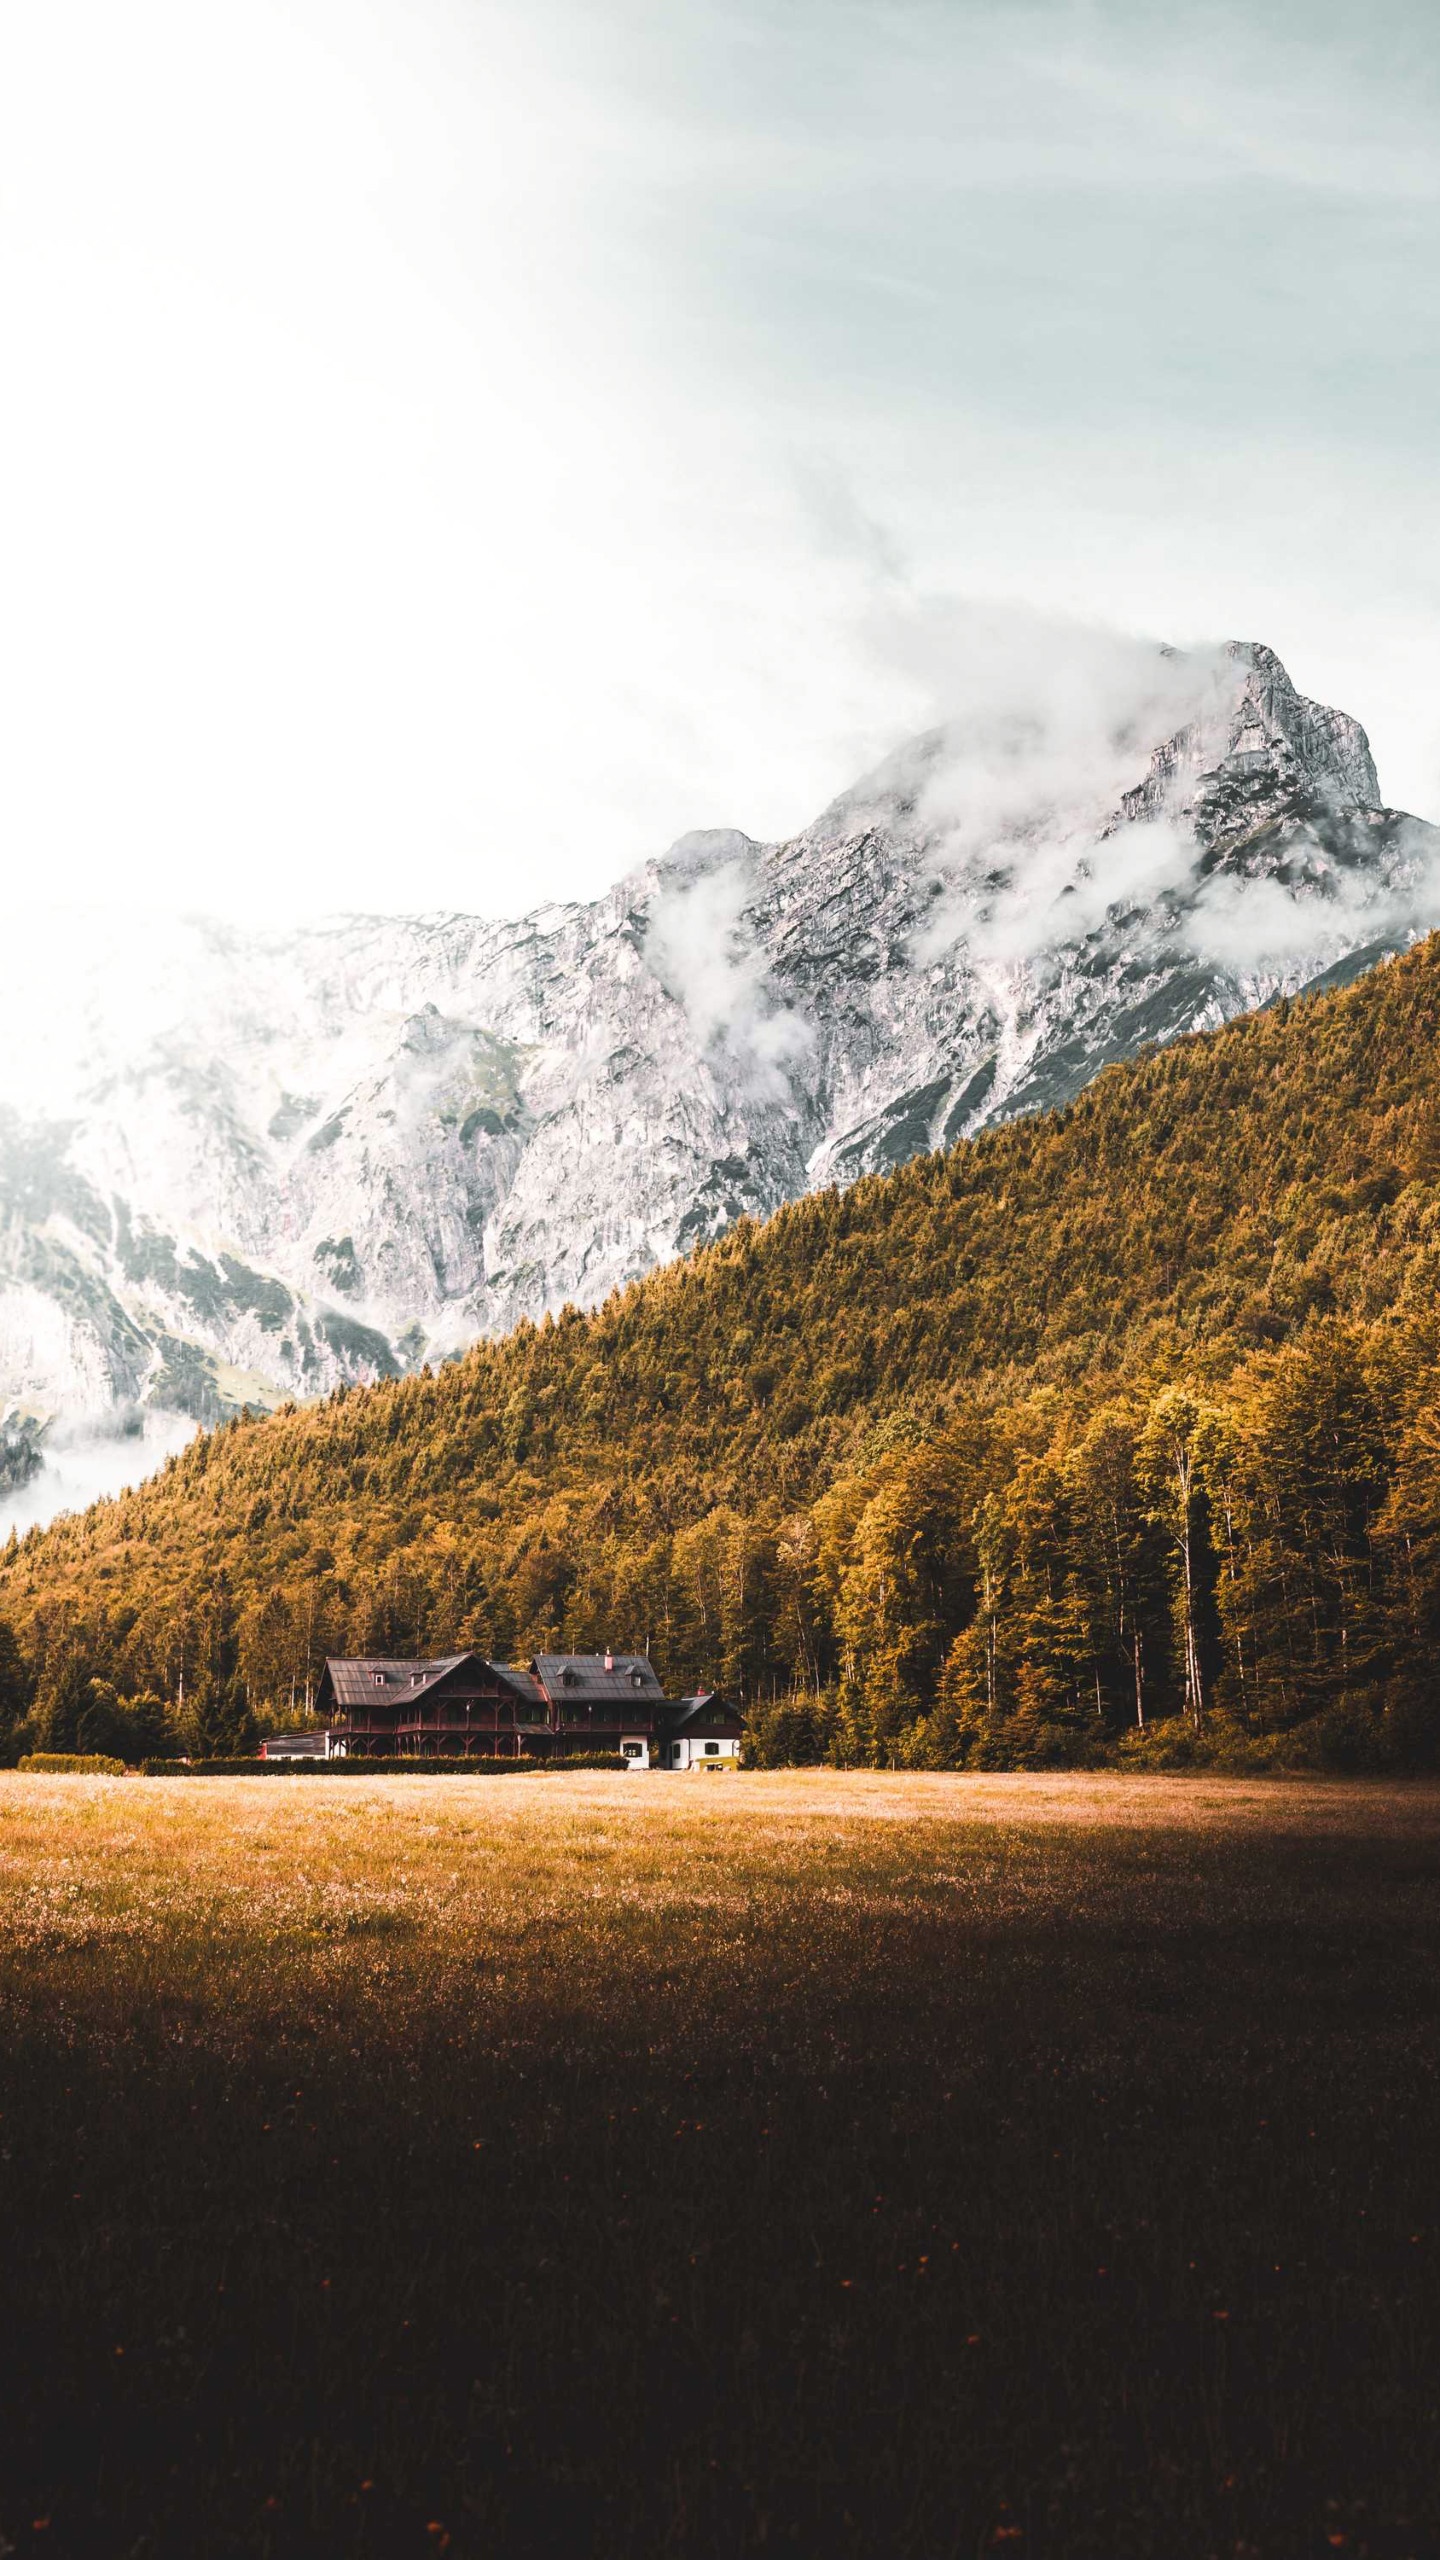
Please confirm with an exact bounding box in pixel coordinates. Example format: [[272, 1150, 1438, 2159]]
[[562, 1667, 578, 1688], [630, 1668, 645, 1689], [410, 1672, 424, 1686], [372, 1671, 386, 1688]]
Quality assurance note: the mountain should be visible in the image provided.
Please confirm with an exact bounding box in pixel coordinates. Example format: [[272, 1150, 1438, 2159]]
[[10, 928, 1440, 1770], [1, 639, 1435, 1509]]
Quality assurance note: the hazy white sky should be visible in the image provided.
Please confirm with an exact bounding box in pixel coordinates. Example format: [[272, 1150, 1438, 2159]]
[[2, 0, 1438, 919]]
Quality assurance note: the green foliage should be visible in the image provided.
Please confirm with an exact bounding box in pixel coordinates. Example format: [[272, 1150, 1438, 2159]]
[[32, 1652, 91, 1754], [19, 1752, 128, 1775], [0, 1613, 32, 1748], [14, 936, 1440, 1765], [76, 1680, 171, 1765]]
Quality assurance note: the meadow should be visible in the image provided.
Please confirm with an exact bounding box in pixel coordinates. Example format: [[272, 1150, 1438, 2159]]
[[1, 1770, 1438, 2559]]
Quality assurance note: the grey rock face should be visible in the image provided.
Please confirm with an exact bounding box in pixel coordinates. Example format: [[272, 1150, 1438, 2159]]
[[0, 640, 1435, 1456]]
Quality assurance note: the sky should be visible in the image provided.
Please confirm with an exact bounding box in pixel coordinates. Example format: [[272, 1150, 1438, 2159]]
[[2, 0, 1439, 921]]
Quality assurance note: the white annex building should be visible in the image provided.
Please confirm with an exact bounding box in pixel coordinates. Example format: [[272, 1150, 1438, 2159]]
[[661, 1692, 744, 1770]]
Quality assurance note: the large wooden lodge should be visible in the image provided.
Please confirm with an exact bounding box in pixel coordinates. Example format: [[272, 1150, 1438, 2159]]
[[272, 1650, 743, 1769]]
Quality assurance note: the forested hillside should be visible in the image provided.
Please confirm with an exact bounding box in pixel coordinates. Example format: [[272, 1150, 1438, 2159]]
[[8, 935, 1440, 1769]]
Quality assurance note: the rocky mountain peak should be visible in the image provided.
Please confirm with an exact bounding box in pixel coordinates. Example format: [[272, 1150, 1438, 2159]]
[[1116, 639, 1380, 850]]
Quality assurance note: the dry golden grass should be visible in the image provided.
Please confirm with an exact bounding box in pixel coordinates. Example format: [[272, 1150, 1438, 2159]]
[[1, 1771, 1438, 2558]]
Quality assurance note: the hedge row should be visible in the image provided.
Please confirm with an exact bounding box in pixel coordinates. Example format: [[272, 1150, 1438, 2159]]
[[18, 1752, 130, 1776], [140, 1753, 632, 1777]]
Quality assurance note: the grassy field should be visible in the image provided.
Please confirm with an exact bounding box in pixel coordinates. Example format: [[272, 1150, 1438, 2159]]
[[1, 1771, 1438, 2560]]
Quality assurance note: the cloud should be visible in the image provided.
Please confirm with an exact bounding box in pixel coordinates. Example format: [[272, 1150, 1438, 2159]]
[[944, 822, 1199, 972], [643, 836, 812, 1098], [853, 600, 1440, 981], [2, 0, 1438, 933], [875, 607, 1226, 966], [1181, 822, 1440, 974], [0, 1408, 197, 1536]]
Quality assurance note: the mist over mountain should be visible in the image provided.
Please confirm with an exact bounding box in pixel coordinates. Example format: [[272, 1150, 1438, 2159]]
[[1, 637, 1435, 1525]]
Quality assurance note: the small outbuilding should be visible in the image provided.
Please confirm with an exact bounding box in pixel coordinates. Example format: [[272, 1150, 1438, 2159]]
[[660, 1691, 744, 1770]]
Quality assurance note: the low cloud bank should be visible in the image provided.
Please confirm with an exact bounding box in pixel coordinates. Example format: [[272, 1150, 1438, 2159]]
[[644, 835, 812, 1099], [1180, 825, 1440, 974], [0, 1410, 197, 1537]]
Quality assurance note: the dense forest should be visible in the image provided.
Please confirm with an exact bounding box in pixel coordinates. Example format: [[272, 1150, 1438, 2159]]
[[7, 934, 1440, 1769]]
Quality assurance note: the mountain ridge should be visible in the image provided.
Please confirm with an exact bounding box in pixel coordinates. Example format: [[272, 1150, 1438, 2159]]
[[0, 638, 1435, 1525]]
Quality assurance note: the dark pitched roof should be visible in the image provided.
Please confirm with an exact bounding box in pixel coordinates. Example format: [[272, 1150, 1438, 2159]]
[[323, 1654, 470, 1709], [532, 1652, 665, 1709], [490, 1663, 546, 1707], [321, 1655, 544, 1709], [667, 1691, 744, 1732]]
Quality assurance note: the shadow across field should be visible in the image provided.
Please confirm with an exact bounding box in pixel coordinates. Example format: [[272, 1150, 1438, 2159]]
[[0, 1772, 1437, 2559]]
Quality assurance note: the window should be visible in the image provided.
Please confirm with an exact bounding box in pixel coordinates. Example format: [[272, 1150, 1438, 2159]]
[[410, 1672, 424, 1686], [704, 1742, 720, 1756], [622, 1741, 643, 1758], [372, 1672, 386, 1688], [630, 1669, 645, 1689]]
